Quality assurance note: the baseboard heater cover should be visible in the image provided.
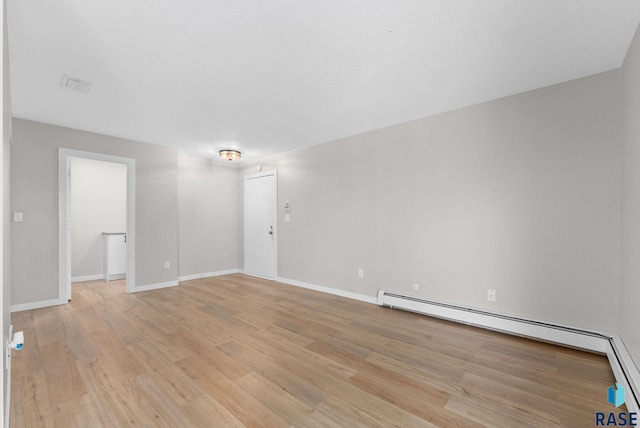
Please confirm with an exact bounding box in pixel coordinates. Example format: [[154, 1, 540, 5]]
[[377, 290, 639, 414]]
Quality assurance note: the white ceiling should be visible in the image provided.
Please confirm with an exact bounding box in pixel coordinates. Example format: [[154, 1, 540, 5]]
[[7, 1, 640, 164]]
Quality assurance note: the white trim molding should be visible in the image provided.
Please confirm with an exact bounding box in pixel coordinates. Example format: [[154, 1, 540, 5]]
[[131, 281, 179, 293], [377, 290, 640, 415], [276, 276, 377, 304], [607, 335, 640, 415], [10, 298, 62, 313], [58, 148, 136, 302], [178, 269, 240, 282], [71, 274, 103, 283]]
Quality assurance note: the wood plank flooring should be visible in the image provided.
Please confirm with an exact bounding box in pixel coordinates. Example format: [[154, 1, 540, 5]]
[[10, 274, 619, 427]]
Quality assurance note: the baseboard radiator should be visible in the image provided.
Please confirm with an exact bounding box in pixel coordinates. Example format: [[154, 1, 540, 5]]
[[377, 290, 640, 414]]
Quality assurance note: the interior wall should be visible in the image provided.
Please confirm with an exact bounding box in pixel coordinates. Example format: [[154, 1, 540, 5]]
[[70, 157, 126, 280], [177, 153, 239, 277], [240, 69, 622, 333], [621, 24, 640, 365], [10, 119, 179, 306], [2, 0, 10, 420]]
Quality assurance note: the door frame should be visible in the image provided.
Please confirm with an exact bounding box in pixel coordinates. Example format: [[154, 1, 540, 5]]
[[58, 148, 136, 301], [244, 170, 278, 279]]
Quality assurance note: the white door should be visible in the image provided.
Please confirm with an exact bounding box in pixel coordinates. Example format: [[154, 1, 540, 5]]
[[244, 171, 277, 279]]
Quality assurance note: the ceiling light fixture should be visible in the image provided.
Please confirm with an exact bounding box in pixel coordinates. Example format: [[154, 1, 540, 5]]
[[219, 149, 241, 161]]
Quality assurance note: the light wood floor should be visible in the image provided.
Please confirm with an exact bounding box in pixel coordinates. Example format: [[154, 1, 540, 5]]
[[10, 274, 618, 427]]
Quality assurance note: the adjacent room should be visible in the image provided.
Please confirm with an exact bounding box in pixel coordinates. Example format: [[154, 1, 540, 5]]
[[0, 1, 639, 426]]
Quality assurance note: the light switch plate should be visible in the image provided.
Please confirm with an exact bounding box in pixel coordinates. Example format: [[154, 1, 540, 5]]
[[13, 212, 23, 222]]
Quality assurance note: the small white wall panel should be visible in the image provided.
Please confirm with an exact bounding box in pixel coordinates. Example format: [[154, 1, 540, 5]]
[[103, 233, 126, 281]]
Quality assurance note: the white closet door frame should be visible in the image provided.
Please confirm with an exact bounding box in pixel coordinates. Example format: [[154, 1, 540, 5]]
[[58, 148, 136, 302]]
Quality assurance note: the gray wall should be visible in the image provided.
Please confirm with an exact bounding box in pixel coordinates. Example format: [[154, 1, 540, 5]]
[[7, 27, 634, 367], [70, 157, 127, 279], [11, 119, 179, 305], [621, 25, 640, 366], [240, 69, 622, 333], [177, 153, 238, 277]]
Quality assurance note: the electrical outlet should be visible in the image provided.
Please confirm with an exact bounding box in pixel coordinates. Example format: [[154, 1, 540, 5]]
[[164, 261, 170, 270], [358, 268, 364, 278], [487, 289, 496, 302]]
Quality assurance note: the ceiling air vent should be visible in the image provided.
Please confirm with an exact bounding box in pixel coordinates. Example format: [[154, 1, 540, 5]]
[[60, 75, 92, 94]]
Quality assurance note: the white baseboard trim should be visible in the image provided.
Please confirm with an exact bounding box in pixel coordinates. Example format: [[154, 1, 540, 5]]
[[71, 274, 103, 283], [131, 281, 179, 293], [10, 298, 62, 313], [275, 276, 377, 304], [377, 290, 639, 415], [105, 273, 125, 282], [178, 269, 240, 282], [607, 336, 640, 415]]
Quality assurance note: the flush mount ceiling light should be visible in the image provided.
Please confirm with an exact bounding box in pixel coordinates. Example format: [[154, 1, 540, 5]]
[[219, 149, 241, 161]]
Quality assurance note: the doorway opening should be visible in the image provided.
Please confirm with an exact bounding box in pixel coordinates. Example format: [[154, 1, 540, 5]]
[[58, 148, 136, 302]]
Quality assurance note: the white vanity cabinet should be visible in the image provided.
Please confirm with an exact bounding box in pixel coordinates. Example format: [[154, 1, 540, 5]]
[[103, 232, 127, 281]]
